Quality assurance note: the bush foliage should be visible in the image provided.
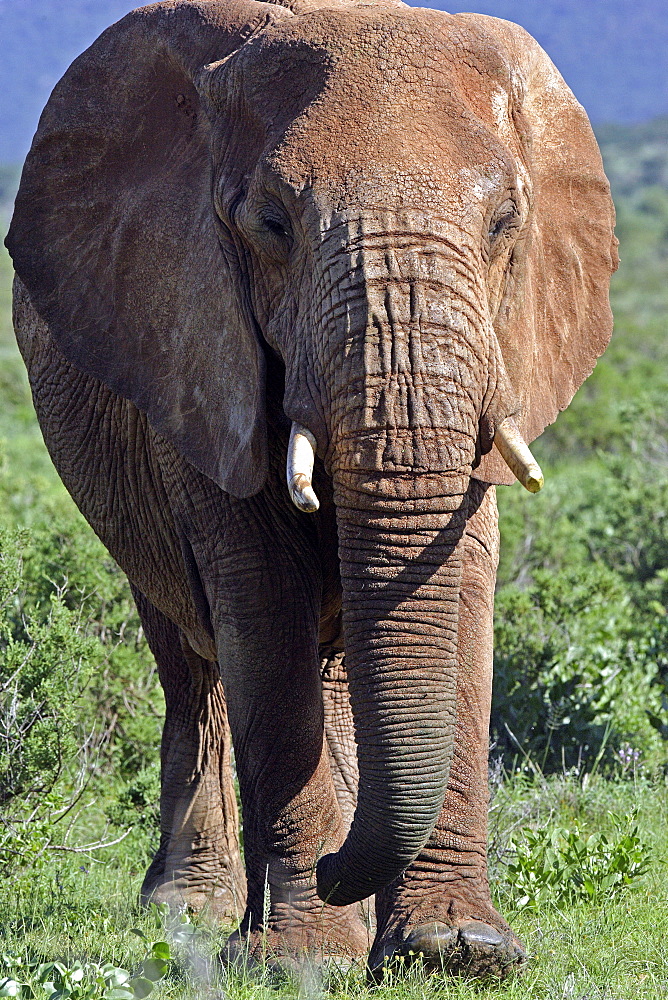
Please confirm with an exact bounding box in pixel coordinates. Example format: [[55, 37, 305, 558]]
[[493, 406, 668, 769], [505, 810, 652, 910]]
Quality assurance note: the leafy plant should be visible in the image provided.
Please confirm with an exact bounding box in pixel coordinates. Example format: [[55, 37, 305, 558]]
[[0, 939, 173, 1000], [0, 525, 160, 872], [0, 491, 163, 871], [493, 565, 668, 769], [493, 401, 668, 771], [506, 810, 652, 910]]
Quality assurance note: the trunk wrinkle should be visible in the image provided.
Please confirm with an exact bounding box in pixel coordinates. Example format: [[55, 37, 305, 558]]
[[316, 477, 470, 907]]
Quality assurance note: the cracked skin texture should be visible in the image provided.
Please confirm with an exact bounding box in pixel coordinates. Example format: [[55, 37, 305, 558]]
[[6, 0, 616, 980]]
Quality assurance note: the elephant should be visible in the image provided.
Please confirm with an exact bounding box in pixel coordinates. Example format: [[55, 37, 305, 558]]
[[5, 0, 617, 980]]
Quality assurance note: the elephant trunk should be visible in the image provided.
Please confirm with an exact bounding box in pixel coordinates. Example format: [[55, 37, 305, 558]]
[[316, 469, 469, 906], [303, 251, 485, 903]]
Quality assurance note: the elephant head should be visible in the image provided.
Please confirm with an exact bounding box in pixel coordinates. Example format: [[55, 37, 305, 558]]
[[6, 0, 617, 907]]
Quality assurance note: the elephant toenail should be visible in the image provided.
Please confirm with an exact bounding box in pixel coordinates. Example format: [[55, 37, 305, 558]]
[[403, 922, 458, 954], [457, 920, 527, 974], [458, 920, 505, 948]]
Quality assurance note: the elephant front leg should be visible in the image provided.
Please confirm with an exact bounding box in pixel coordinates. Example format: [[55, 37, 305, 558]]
[[368, 485, 525, 980], [212, 501, 367, 967], [133, 590, 246, 921], [320, 638, 358, 834]]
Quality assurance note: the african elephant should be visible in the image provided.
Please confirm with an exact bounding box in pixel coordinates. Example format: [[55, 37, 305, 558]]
[[6, 0, 617, 979]]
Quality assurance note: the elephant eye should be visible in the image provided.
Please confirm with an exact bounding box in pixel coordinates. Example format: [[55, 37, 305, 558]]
[[247, 204, 293, 262], [488, 201, 521, 250], [259, 204, 292, 241], [263, 216, 289, 238], [489, 213, 514, 241], [238, 200, 293, 263]]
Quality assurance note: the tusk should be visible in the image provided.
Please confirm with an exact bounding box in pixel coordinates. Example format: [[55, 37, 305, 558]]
[[287, 422, 320, 513], [494, 417, 544, 494]]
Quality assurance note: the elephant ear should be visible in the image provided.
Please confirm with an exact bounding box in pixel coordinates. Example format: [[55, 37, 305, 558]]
[[471, 15, 618, 486], [6, 0, 292, 496]]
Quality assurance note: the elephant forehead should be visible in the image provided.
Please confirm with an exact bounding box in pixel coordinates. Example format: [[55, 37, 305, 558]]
[[237, 6, 515, 103], [225, 7, 518, 195]]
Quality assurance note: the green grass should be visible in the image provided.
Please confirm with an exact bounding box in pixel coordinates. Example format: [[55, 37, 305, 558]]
[[2, 772, 668, 998]]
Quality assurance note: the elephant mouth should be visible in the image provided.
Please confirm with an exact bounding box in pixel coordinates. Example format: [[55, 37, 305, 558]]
[[285, 416, 543, 513]]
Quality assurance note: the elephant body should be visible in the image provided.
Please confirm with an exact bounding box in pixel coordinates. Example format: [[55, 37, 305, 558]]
[[6, 0, 617, 978]]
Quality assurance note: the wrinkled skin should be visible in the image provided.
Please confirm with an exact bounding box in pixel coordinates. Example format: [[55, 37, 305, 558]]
[[6, 0, 617, 980]]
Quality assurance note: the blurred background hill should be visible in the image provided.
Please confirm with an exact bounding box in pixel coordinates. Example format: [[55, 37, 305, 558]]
[[0, 0, 139, 162], [1, 0, 667, 161], [421, 0, 668, 124]]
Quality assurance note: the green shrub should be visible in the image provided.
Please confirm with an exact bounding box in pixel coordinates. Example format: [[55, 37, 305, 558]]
[[492, 563, 668, 769], [0, 390, 164, 867], [493, 402, 668, 771], [0, 515, 162, 871], [506, 810, 652, 910], [105, 763, 161, 836], [0, 939, 173, 1000], [0, 527, 103, 868]]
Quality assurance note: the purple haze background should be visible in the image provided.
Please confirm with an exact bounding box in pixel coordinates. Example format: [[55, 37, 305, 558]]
[[0, 0, 666, 161]]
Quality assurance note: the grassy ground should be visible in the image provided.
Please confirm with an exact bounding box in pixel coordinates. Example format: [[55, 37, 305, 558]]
[[2, 771, 667, 999]]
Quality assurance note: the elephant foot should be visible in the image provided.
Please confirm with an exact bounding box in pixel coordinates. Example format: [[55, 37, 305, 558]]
[[221, 907, 368, 975], [142, 877, 245, 923], [141, 840, 246, 923], [369, 919, 525, 981], [369, 909, 525, 981]]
